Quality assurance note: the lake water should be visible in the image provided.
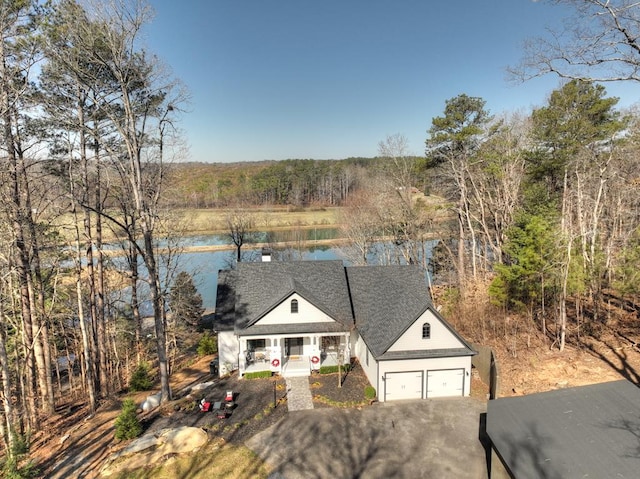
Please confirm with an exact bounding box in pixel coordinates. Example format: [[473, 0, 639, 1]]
[[111, 234, 437, 315]]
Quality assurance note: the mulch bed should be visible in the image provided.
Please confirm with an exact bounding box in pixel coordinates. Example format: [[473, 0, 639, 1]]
[[144, 359, 374, 445], [309, 360, 373, 408]]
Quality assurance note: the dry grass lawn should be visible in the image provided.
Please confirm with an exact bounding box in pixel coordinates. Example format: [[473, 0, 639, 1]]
[[185, 206, 342, 233], [110, 443, 270, 479], [52, 206, 344, 243]]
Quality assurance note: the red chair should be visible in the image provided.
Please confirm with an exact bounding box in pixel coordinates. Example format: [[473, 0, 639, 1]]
[[199, 399, 211, 412]]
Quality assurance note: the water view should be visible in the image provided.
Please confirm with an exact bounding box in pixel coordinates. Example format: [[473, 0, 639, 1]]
[[112, 233, 438, 315]]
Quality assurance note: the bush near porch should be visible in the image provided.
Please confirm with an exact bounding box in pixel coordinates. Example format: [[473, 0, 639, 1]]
[[244, 371, 273, 379]]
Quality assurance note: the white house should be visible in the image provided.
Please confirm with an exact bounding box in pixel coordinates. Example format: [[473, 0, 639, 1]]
[[214, 260, 476, 402]]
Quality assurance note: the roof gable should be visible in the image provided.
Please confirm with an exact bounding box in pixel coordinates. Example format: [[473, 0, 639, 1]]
[[347, 265, 473, 358], [253, 292, 338, 326], [387, 308, 469, 352], [219, 260, 353, 331]]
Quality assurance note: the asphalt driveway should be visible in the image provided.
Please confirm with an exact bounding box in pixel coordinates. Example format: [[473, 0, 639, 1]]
[[246, 397, 489, 479]]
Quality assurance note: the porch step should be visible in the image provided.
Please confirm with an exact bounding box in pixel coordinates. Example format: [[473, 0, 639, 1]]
[[282, 356, 311, 378], [282, 369, 310, 378]]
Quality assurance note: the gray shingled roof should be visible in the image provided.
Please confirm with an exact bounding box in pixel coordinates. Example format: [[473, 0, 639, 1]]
[[487, 380, 640, 479], [223, 260, 354, 332], [213, 269, 236, 331], [346, 265, 437, 358]]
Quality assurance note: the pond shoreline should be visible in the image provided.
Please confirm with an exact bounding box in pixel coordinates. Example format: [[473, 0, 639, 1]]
[[102, 237, 353, 256]]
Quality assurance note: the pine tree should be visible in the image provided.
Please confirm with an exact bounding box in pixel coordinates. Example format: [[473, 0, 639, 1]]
[[169, 272, 204, 327]]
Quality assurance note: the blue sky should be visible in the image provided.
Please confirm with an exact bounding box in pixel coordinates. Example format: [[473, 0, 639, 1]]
[[145, 0, 640, 163]]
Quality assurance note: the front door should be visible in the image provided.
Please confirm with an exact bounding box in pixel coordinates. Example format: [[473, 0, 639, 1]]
[[285, 337, 303, 356]]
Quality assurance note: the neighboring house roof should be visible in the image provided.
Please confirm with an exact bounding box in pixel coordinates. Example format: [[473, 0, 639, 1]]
[[487, 380, 640, 479], [217, 260, 353, 333], [346, 265, 474, 359]]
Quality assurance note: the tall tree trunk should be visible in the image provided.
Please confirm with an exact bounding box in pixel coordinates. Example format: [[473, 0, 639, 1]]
[[2, 86, 37, 432], [143, 229, 170, 401], [20, 152, 54, 414], [0, 304, 15, 458], [70, 161, 97, 414]]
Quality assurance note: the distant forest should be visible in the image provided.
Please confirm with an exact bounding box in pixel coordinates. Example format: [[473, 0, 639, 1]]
[[165, 157, 426, 208]]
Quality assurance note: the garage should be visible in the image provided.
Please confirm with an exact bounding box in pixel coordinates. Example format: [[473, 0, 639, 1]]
[[384, 371, 423, 401], [427, 369, 464, 398]]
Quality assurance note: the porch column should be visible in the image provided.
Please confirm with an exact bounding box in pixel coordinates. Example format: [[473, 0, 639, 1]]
[[239, 337, 248, 376], [344, 333, 351, 357]]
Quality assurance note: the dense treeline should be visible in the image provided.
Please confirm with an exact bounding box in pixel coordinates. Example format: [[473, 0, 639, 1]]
[[165, 157, 418, 208]]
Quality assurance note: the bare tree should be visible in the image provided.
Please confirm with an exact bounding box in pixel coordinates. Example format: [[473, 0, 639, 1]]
[[426, 95, 493, 289], [225, 206, 256, 263], [340, 186, 381, 265], [511, 0, 640, 84]]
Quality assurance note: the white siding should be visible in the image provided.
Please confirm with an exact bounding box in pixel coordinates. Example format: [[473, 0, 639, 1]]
[[255, 293, 336, 325], [378, 355, 472, 402], [217, 331, 239, 376], [387, 309, 464, 352], [355, 335, 378, 396]]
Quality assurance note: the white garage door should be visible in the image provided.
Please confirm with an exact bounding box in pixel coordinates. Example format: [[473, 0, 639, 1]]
[[384, 371, 423, 401], [427, 369, 464, 398]]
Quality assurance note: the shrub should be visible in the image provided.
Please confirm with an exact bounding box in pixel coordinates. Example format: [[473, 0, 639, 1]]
[[0, 433, 39, 479], [197, 332, 218, 356], [1, 457, 39, 479], [129, 362, 153, 392], [364, 386, 376, 400], [114, 399, 143, 441], [244, 370, 272, 379], [319, 364, 351, 375]]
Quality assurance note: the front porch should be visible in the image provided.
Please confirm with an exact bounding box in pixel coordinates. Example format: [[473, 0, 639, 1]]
[[239, 333, 350, 378]]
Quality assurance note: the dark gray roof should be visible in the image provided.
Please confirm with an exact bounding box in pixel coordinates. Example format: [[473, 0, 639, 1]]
[[487, 380, 640, 479], [217, 260, 353, 333], [213, 269, 236, 331], [346, 265, 474, 358]]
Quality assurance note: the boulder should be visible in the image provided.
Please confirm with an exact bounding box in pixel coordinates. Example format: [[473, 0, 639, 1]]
[[141, 392, 162, 412]]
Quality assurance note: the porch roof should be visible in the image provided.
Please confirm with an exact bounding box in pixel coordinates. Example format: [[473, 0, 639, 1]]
[[241, 321, 350, 337]]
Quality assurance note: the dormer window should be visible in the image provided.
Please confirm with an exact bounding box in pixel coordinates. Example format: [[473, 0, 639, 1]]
[[422, 322, 431, 339], [291, 299, 299, 313]]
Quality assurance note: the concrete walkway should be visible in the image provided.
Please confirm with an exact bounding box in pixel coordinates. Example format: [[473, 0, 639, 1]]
[[286, 377, 314, 411]]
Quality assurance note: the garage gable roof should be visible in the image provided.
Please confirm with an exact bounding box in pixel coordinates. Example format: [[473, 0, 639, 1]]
[[347, 265, 457, 358], [487, 380, 640, 479], [221, 260, 353, 331]]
